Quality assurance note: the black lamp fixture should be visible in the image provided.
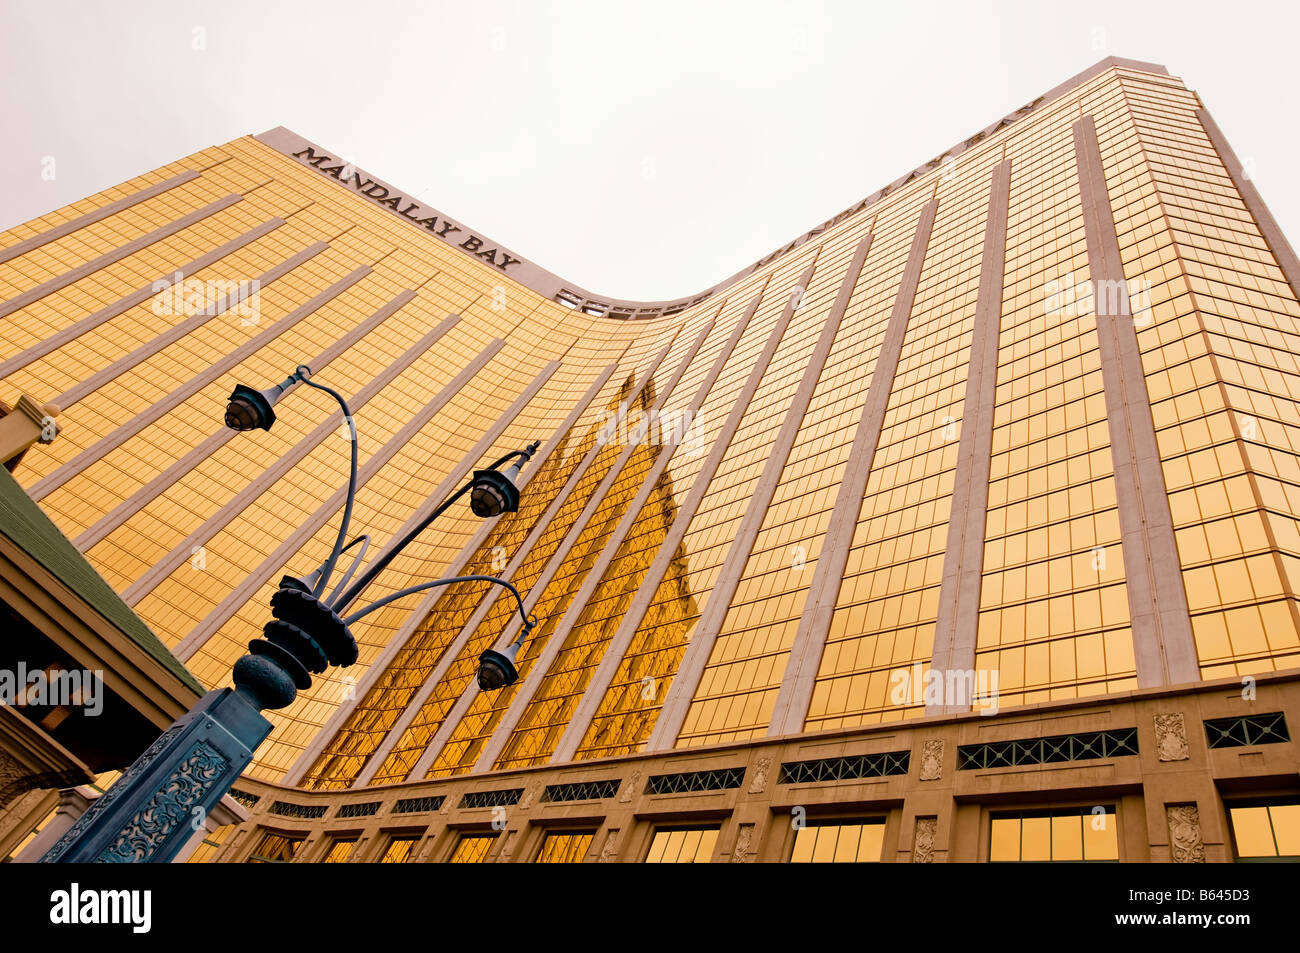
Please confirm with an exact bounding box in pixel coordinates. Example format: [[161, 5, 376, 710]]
[[476, 636, 525, 691], [224, 372, 300, 432], [222, 365, 541, 710], [470, 466, 520, 517]]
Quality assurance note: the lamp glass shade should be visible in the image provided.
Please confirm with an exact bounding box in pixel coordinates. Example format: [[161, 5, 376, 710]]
[[476, 646, 520, 690], [469, 468, 520, 517], [225, 383, 280, 432]]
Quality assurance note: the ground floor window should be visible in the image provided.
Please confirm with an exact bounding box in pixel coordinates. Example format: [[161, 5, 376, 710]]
[[535, 830, 596, 863], [990, 806, 1118, 861], [789, 819, 885, 862], [1226, 799, 1300, 861], [246, 832, 303, 863], [645, 826, 719, 863], [449, 833, 499, 863], [320, 836, 357, 863], [379, 834, 421, 862]]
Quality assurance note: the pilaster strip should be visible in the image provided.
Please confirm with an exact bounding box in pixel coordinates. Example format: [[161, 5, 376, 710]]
[[768, 201, 940, 734], [1174, 111, 1300, 667], [0, 194, 244, 319], [74, 290, 423, 552], [470, 318, 721, 772], [283, 361, 621, 787], [922, 160, 1013, 712], [120, 313, 470, 608], [549, 291, 776, 763], [1072, 115, 1199, 685], [172, 343, 543, 663], [646, 250, 848, 751], [403, 335, 693, 781], [0, 170, 202, 265], [1195, 108, 1300, 303], [0, 217, 286, 382], [31, 265, 371, 501]]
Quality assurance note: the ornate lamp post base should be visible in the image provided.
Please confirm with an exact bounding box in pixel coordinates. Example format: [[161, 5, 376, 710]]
[[39, 688, 272, 863], [40, 576, 352, 863]]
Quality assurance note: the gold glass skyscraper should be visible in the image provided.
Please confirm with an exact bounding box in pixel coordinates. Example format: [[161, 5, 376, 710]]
[[2, 57, 1298, 862]]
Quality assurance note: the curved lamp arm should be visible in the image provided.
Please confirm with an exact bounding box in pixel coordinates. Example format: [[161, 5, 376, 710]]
[[324, 534, 370, 605], [480, 447, 534, 473], [292, 365, 359, 599], [330, 482, 473, 613], [330, 441, 539, 614], [341, 574, 538, 631]]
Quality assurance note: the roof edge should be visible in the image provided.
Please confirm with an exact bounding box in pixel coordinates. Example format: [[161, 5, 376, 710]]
[[253, 56, 1172, 319]]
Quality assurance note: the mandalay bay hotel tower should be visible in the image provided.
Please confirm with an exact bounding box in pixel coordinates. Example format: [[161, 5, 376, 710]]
[[0, 58, 1298, 864]]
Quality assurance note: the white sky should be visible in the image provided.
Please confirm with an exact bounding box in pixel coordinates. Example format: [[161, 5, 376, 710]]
[[2, 0, 1298, 301]]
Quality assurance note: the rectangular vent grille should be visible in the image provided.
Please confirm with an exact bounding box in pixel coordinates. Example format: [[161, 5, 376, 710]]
[[269, 800, 327, 819], [1204, 712, 1290, 749], [459, 788, 524, 809], [646, 767, 745, 795], [393, 795, 446, 814], [336, 801, 381, 819], [542, 780, 620, 802], [229, 788, 260, 808], [779, 750, 911, 784], [958, 728, 1138, 770]]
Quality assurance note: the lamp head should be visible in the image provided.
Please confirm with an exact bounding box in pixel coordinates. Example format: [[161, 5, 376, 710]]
[[476, 641, 521, 691], [469, 466, 521, 518], [225, 383, 284, 432]]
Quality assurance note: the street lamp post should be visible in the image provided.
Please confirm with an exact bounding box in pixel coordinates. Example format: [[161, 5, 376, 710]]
[[40, 365, 539, 863]]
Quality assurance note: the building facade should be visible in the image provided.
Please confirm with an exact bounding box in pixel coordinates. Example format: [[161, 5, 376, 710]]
[[1, 57, 1298, 862]]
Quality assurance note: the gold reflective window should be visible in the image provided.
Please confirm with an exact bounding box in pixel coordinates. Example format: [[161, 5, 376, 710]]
[[321, 837, 356, 863], [380, 835, 421, 863], [1227, 800, 1300, 861], [536, 830, 596, 863], [186, 825, 233, 863], [789, 819, 885, 863], [449, 833, 499, 863], [989, 807, 1117, 862], [644, 826, 719, 863], [246, 832, 303, 863]]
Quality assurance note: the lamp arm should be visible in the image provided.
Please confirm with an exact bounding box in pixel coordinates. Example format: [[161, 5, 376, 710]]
[[323, 534, 371, 605], [341, 574, 537, 629], [329, 481, 473, 613], [295, 367, 358, 599], [481, 445, 534, 473], [329, 442, 540, 613]]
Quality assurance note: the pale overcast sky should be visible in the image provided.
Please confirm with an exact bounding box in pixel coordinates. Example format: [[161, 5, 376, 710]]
[[2, 0, 1298, 300]]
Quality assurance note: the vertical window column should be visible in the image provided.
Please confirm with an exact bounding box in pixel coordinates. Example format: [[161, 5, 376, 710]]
[[767, 203, 937, 734], [926, 158, 1012, 710], [1072, 115, 1199, 686]]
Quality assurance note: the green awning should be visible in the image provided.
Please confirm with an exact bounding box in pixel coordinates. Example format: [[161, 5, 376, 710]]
[[0, 466, 201, 693]]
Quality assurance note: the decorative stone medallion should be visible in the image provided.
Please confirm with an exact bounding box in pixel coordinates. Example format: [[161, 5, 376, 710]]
[[913, 816, 937, 863], [1167, 804, 1205, 863], [1155, 713, 1190, 762], [919, 740, 944, 781]]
